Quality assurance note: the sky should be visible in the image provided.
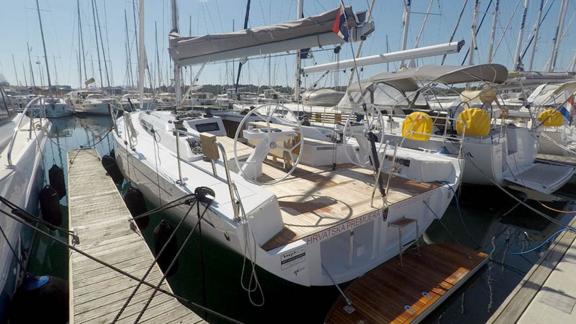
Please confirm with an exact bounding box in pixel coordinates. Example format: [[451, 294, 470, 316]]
[[0, 0, 575, 89]]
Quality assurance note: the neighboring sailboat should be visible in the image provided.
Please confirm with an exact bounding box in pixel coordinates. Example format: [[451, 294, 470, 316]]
[[0, 91, 49, 319], [341, 64, 575, 199]]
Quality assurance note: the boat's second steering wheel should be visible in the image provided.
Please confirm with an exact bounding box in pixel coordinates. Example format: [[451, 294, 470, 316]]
[[341, 104, 386, 167], [233, 104, 304, 185]]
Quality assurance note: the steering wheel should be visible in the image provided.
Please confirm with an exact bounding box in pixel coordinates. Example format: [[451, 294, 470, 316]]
[[233, 103, 304, 185], [341, 104, 386, 167]]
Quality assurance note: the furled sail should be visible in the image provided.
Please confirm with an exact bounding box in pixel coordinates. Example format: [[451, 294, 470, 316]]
[[169, 7, 374, 66]]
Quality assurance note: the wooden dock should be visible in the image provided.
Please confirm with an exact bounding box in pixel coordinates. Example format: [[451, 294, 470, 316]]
[[67, 149, 205, 324], [325, 243, 488, 324], [488, 212, 576, 324]]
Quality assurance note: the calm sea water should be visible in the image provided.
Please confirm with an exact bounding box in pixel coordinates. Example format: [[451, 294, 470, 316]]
[[25, 115, 575, 324]]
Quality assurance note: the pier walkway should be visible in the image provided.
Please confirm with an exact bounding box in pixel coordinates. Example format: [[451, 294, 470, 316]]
[[67, 149, 205, 323], [489, 212, 576, 324]]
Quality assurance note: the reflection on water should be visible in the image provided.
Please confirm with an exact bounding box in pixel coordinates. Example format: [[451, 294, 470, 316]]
[[25, 116, 575, 323]]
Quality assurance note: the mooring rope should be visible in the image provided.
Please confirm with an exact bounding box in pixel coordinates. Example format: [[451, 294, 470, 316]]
[[0, 201, 242, 324], [113, 199, 198, 322], [134, 199, 214, 323]]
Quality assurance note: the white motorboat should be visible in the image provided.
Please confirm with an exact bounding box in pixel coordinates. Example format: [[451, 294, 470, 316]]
[[0, 94, 49, 316]]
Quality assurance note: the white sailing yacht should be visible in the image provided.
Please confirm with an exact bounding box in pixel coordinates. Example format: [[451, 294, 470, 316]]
[[112, 6, 464, 287], [0, 90, 49, 316]]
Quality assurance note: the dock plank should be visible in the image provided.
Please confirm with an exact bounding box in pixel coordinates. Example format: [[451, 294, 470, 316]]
[[68, 149, 205, 324]]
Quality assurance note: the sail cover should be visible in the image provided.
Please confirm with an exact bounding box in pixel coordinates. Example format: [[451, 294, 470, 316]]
[[169, 7, 374, 66]]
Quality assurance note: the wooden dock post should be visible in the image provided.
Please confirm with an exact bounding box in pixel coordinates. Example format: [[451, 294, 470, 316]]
[[67, 149, 205, 323]]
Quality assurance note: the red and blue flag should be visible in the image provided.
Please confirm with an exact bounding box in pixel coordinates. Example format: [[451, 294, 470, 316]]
[[332, 4, 349, 42]]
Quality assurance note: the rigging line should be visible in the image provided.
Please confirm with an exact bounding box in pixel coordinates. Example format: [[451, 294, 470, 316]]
[[0, 206, 243, 324], [0, 195, 76, 239], [493, 0, 523, 58], [113, 200, 197, 322], [134, 200, 214, 323], [441, 0, 469, 65], [520, 0, 555, 60], [460, 0, 494, 65], [0, 221, 26, 269]]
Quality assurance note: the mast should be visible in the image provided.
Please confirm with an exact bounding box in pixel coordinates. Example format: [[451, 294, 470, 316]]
[[90, 0, 104, 88], [11, 54, 20, 87], [27, 42, 36, 87], [468, 0, 480, 65], [570, 51, 576, 72], [171, 0, 181, 108], [77, 0, 87, 86], [547, 0, 568, 72], [513, 0, 529, 70], [21, 63, 28, 87], [138, 0, 145, 109], [409, 0, 434, 67], [487, 0, 499, 63], [132, 0, 140, 73], [94, 0, 111, 88], [399, 0, 411, 67], [234, 0, 252, 93], [294, 0, 303, 99], [528, 0, 544, 71], [52, 56, 58, 85], [124, 9, 134, 88], [35, 0, 52, 88], [155, 21, 162, 89]]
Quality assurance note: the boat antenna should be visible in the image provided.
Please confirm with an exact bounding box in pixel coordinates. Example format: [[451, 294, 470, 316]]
[[234, 0, 252, 94]]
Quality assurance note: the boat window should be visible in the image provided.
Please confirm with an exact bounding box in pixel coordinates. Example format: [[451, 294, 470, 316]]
[[193, 122, 220, 133]]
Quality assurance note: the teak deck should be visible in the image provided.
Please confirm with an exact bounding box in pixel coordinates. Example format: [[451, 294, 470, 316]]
[[261, 163, 440, 251], [68, 149, 205, 324], [325, 243, 488, 324]]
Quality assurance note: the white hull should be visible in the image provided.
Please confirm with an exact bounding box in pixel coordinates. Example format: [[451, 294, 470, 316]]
[[74, 102, 111, 115], [113, 112, 461, 286], [0, 114, 47, 312]]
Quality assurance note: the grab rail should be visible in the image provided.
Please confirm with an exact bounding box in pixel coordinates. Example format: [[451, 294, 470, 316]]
[[7, 96, 43, 167]]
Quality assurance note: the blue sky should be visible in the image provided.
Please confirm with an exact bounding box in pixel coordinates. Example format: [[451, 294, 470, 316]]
[[0, 0, 575, 88]]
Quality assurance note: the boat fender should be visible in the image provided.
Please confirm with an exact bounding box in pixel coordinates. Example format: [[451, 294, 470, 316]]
[[153, 220, 179, 276], [123, 187, 149, 230], [101, 154, 124, 184], [8, 275, 68, 324], [109, 148, 115, 159], [39, 185, 62, 227], [48, 164, 66, 199]]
